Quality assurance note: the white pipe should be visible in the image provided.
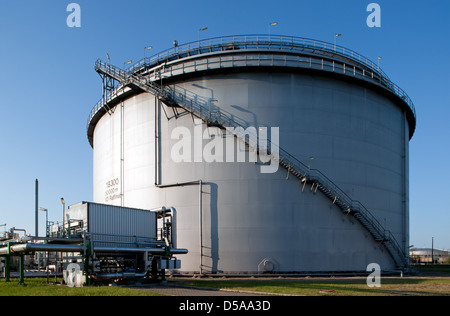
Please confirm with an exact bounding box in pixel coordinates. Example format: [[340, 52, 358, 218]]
[[150, 206, 167, 214], [93, 246, 187, 254], [150, 206, 178, 249], [0, 243, 188, 256], [0, 243, 85, 255]]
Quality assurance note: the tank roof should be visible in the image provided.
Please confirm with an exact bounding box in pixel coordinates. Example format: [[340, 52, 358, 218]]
[[87, 34, 416, 146]]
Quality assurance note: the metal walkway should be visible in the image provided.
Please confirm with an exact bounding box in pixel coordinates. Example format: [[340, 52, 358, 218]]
[[94, 60, 407, 270], [88, 35, 416, 143]]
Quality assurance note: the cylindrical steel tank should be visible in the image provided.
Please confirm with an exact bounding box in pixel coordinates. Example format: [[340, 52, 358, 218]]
[[87, 35, 416, 273]]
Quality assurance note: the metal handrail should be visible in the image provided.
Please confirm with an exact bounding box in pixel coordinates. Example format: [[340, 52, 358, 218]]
[[87, 84, 124, 126], [126, 34, 415, 121], [88, 56, 415, 141], [143, 53, 414, 121], [88, 35, 417, 139]]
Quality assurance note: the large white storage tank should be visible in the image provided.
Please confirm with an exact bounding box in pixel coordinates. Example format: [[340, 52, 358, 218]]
[[87, 35, 416, 274]]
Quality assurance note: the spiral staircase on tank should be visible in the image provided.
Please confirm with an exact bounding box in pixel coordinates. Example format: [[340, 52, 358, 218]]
[[94, 59, 408, 270]]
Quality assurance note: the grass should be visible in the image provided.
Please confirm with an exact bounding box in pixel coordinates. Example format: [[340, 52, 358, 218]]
[[0, 278, 163, 296], [179, 266, 450, 296], [1, 265, 449, 296], [181, 277, 450, 296]]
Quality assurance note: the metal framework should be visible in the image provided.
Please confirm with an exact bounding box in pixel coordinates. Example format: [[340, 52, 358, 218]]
[[0, 206, 187, 286]]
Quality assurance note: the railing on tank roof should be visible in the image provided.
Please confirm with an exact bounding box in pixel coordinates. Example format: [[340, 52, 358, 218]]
[[126, 34, 415, 120], [88, 35, 416, 140], [91, 59, 408, 267], [128, 34, 383, 75]]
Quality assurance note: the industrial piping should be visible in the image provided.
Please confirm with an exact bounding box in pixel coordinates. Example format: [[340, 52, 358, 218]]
[[0, 243, 188, 256]]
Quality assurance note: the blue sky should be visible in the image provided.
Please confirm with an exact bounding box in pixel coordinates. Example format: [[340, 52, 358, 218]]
[[0, 0, 449, 250]]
